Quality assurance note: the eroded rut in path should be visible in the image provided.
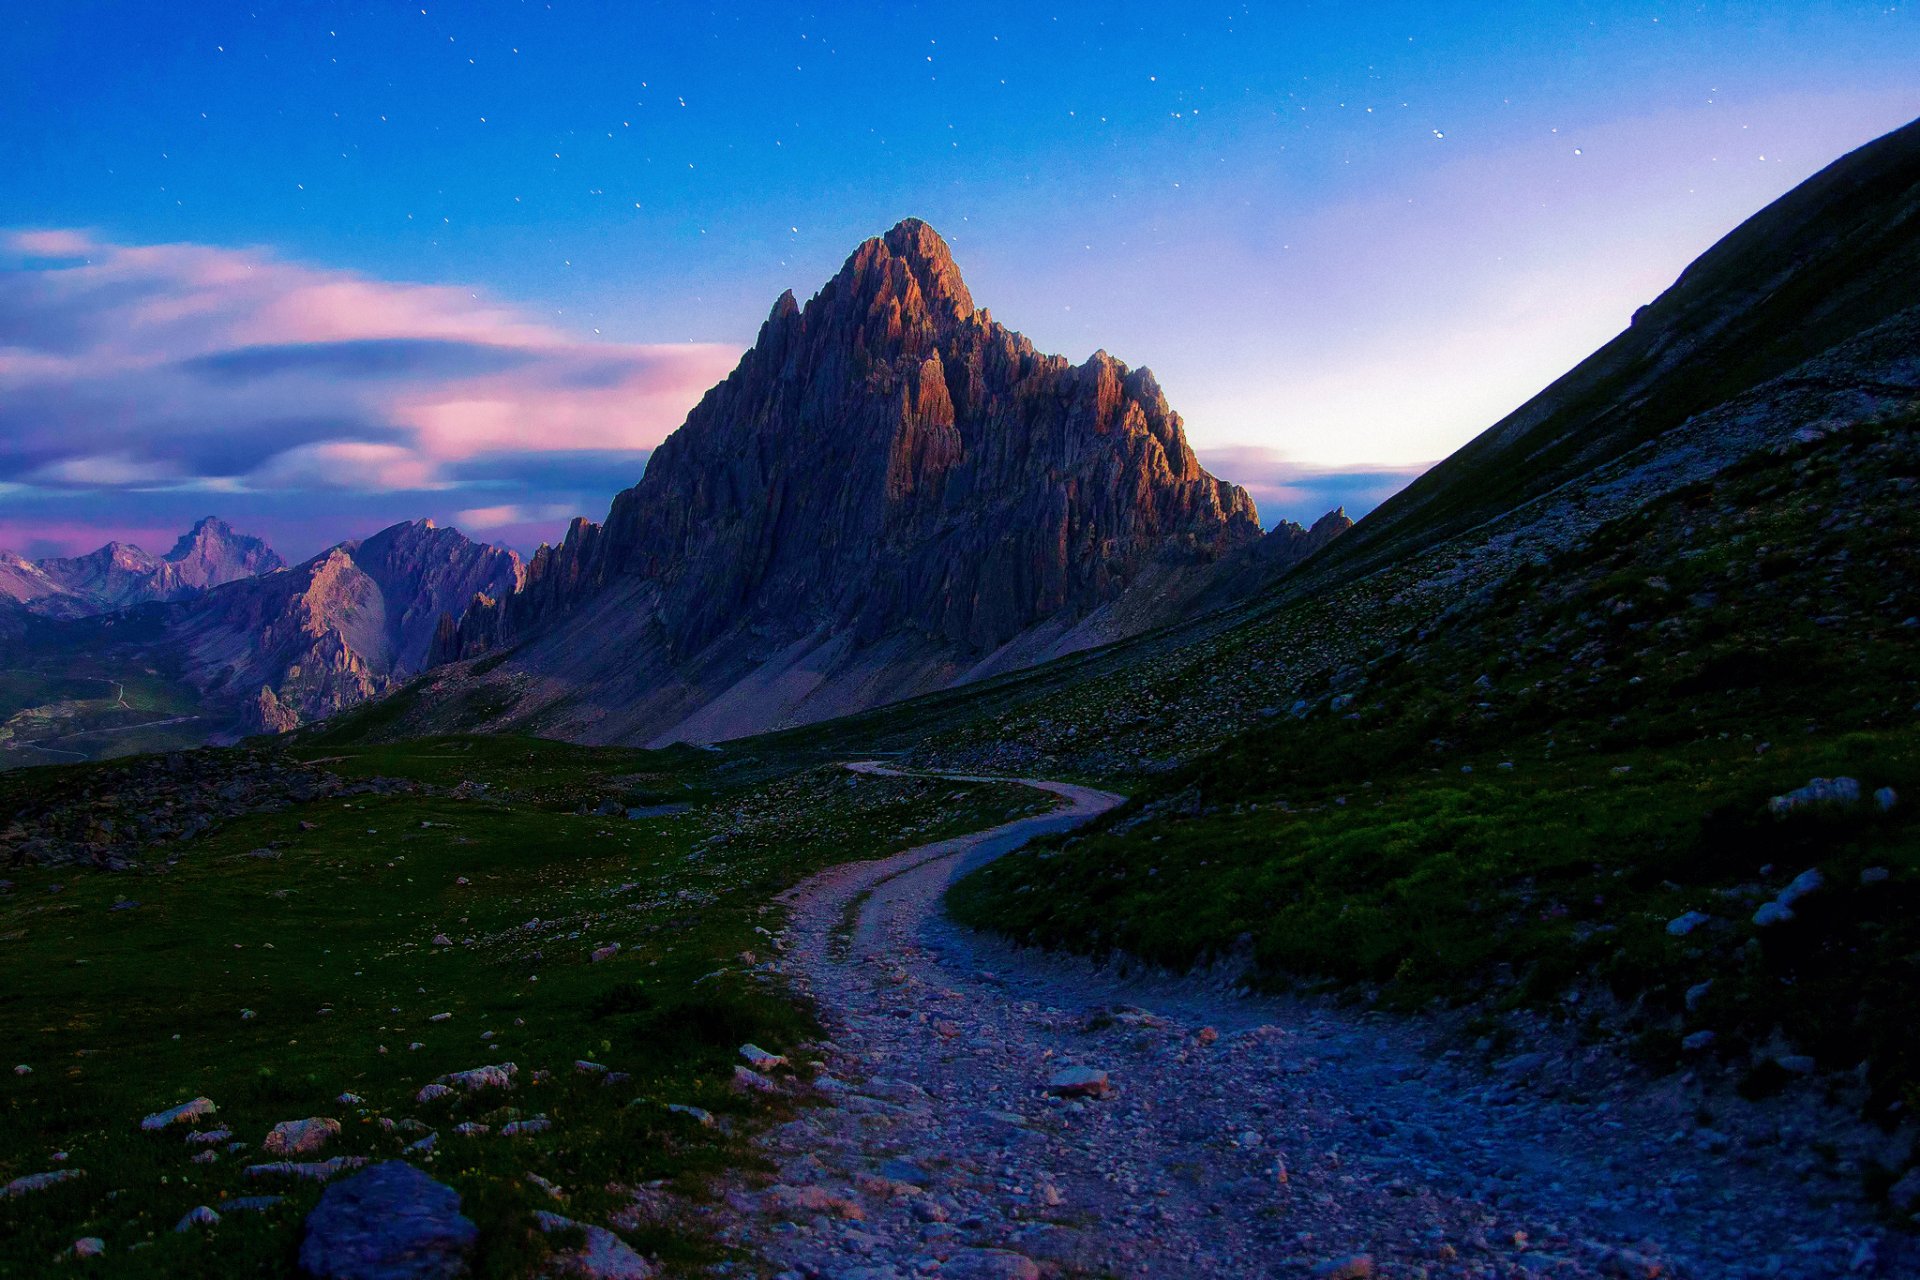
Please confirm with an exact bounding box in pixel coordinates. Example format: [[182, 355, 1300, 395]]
[[712, 764, 1905, 1280]]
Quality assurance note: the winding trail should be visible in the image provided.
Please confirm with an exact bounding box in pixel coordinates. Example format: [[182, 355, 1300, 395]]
[[720, 764, 1905, 1280]]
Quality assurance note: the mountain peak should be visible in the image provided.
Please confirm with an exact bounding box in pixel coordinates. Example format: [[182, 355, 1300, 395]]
[[836, 217, 975, 330]]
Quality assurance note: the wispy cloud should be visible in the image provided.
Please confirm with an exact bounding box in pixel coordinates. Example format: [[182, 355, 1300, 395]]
[[0, 229, 740, 558], [1196, 446, 1430, 528]]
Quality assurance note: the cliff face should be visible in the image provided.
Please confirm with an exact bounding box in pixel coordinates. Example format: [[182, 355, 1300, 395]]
[[0, 517, 284, 618], [427, 219, 1325, 745]]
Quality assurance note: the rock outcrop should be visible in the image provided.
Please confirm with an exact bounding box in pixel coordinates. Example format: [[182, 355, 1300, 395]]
[[427, 219, 1333, 744]]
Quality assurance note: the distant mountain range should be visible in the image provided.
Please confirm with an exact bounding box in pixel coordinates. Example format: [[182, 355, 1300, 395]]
[[0, 517, 283, 618]]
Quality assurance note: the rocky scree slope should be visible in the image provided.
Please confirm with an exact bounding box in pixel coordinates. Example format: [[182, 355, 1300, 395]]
[[423, 218, 1341, 746], [0, 516, 283, 618]]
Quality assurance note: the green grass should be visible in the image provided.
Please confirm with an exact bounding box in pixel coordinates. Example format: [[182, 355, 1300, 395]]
[[0, 742, 1045, 1275], [953, 411, 1920, 1117], [0, 667, 210, 771]]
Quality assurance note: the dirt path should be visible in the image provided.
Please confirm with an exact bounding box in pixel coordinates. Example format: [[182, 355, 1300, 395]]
[[714, 764, 1904, 1280]]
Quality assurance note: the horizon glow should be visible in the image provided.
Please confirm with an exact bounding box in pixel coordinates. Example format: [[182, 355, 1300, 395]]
[[1, 2, 1916, 561]]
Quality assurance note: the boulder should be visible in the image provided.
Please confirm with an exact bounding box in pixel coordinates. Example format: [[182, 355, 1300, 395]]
[[299, 1161, 477, 1280], [265, 1118, 341, 1157]]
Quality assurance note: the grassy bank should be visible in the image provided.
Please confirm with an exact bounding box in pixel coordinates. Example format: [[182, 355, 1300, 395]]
[[953, 413, 1920, 1117]]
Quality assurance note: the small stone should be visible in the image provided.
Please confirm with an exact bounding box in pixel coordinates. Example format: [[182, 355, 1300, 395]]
[[11, 1064, 28, 1076], [141, 1097, 217, 1131], [263, 1117, 340, 1157], [1044, 1065, 1111, 1098], [500, 1115, 551, 1137], [663, 1103, 715, 1127], [1875, 786, 1899, 812], [452, 1122, 490, 1137], [940, 1248, 1041, 1280], [246, 1157, 368, 1182], [443, 1062, 516, 1092], [591, 943, 620, 963], [1312, 1257, 1374, 1280], [1887, 1167, 1920, 1214], [3, 1168, 84, 1197], [1775, 1054, 1816, 1075], [533, 1211, 656, 1278], [431, 934, 452, 947], [71, 1237, 106, 1259], [1681, 1030, 1716, 1052], [1684, 981, 1713, 1012], [731, 1065, 779, 1094], [574, 1060, 609, 1075], [1665, 911, 1711, 937], [299, 1161, 477, 1280], [1752, 901, 1795, 928], [1862, 866, 1892, 885], [428, 1012, 452, 1023], [175, 1204, 221, 1232], [415, 1083, 453, 1103], [763, 1184, 863, 1220], [337, 1093, 363, 1106], [739, 1043, 787, 1071]]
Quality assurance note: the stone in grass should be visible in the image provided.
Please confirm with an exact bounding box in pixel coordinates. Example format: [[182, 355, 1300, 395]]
[[299, 1161, 477, 1280], [1665, 911, 1711, 937], [499, 1115, 551, 1138], [1044, 1066, 1112, 1099], [4, 1168, 84, 1197], [940, 1249, 1042, 1280], [731, 1066, 779, 1095], [71, 1237, 106, 1259], [739, 1043, 786, 1072], [265, 1118, 341, 1157], [442, 1062, 516, 1092], [661, 1103, 715, 1127], [175, 1204, 221, 1232], [533, 1211, 655, 1278], [247, 1157, 368, 1182], [415, 1083, 453, 1103], [142, 1097, 217, 1130], [187, 1127, 233, 1146]]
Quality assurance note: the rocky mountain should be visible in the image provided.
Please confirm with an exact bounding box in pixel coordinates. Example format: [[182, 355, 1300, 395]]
[[168, 519, 524, 734], [0, 517, 284, 618], [423, 218, 1340, 745], [0, 519, 522, 757]]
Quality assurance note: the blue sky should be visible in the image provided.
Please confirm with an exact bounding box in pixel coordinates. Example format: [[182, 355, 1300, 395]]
[[2, 2, 1916, 559]]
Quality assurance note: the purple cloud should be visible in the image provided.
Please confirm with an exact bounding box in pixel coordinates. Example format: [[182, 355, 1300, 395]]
[[0, 229, 741, 558], [1195, 445, 1431, 528]]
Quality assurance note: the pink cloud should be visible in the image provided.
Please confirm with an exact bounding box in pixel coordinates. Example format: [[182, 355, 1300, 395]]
[[0, 228, 747, 556]]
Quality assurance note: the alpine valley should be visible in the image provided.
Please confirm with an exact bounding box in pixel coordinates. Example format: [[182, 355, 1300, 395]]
[[2, 116, 1919, 1280]]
